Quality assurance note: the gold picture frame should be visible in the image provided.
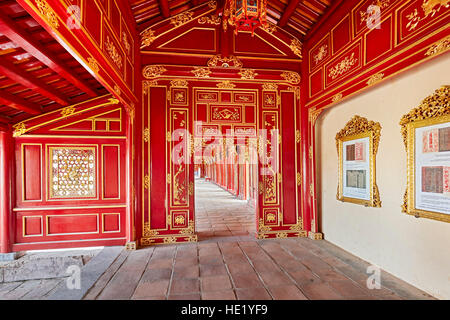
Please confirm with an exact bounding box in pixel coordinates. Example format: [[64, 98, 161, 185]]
[[400, 85, 450, 223], [336, 115, 381, 207]]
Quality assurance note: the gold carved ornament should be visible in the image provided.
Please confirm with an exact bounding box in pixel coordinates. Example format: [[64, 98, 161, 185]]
[[87, 57, 99, 74], [12, 122, 26, 137], [260, 22, 277, 34], [198, 14, 221, 25], [143, 127, 150, 142], [141, 29, 156, 47], [262, 83, 278, 91], [367, 73, 385, 86], [105, 36, 123, 69], [216, 80, 236, 89], [335, 115, 382, 207], [238, 69, 258, 80], [280, 71, 301, 84], [60, 106, 76, 117], [208, 55, 243, 68], [360, 0, 391, 25], [191, 67, 212, 78], [170, 11, 194, 27], [425, 35, 450, 57], [399, 85, 449, 222], [170, 79, 188, 87], [332, 93, 343, 103], [289, 39, 303, 58], [35, 0, 59, 29], [143, 65, 167, 78], [314, 45, 328, 65]]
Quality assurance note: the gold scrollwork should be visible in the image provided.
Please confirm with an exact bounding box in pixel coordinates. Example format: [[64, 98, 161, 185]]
[[336, 115, 382, 207], [143, 127, 150, 142], [105, 36, 123, 69], [198, 14, 221, 25], [262, 83, 278, 91], [332, 93, 343, 103], [87, 57, 99, 74], [60, 106, 75, 117], [143, 65, 167, 78], [328, 53, 357, 80], [406, 0, 449, 32], [12, 122, 26, 137], [170, 79, 189, 87], [208, 55, 243, 68], [144, 174, 150, 189]]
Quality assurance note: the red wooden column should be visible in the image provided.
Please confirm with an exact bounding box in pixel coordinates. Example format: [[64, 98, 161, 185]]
[[0, 129, 12, 253]]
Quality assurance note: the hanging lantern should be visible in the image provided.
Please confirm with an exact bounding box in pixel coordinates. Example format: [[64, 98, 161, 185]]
[[228, 0, 268, 35]]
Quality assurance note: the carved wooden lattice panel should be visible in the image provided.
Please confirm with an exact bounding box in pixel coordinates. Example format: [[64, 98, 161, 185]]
[[49, 147, 96, 199]]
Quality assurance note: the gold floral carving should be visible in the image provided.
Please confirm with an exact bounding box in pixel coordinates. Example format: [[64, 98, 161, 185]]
[[198, 14, 221, 25], [180, 221, 195, 234], [281, 71, 301, 84], [12, 122, 26, 137], [406, 0, 449, 32], [208, 55, 243, 68], [170, 12, 194, 27], [141, 29, 156, 47], [143, 222, 159, 237], [296, 172, 302, 186], [308, 107, 323, 124], [191, 66, 212, 78], [87, 57, 99, 74], [258, 218, 271, 233], [238, 69, 258, 79], [314, 45, 328, 64], [122, 32, 130, 55], [425, 35, 450, 57], [61, 106, 75, 117], [296, 130, 301, 143], [289, 39, 303, 58], [113, 85, 121, 96], [216, 80, 236, 89], [105, 36, 123, 69], [208, 0, 218, 9], [262, 83, 278, 91], [143, 80, 158, 93], [35, 0, 59, 29], [336, 115, 382, 207], [143, 65, 167, 78], [276, 232, 288, 239], [367, 73, 384, 86], [163, 237, 177, 244], [328, 53, 357, 80]]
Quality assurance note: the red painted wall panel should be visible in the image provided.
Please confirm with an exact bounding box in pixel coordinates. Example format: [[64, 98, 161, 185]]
[[23, 145, 41, 201], [103, 145, 120, 199], [47, 214, 98, 235]]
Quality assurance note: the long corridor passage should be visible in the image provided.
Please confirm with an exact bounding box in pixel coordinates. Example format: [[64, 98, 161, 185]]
[[195, 179, 256, 241]]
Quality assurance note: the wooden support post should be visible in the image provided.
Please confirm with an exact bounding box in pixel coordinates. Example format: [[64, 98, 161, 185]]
[[0, 130, 12, 254]]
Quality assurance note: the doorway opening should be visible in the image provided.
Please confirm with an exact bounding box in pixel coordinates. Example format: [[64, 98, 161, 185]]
[[194, 142, 258, 241]]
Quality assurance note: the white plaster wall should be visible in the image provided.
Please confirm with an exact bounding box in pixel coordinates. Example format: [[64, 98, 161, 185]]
[[317, 53, 450, 299]]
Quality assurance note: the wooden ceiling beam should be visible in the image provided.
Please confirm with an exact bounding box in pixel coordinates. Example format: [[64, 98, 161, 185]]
[[0, 12, 97, 97], [158, 0, 171, 18], [0, 59, 69, 107], [278, 0, 300, 27], [0, 89, 42, 115]]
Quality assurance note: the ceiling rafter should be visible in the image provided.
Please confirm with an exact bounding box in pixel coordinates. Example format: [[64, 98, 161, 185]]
[[158, 0, 171, 18], [0, 58, 69, 106], [279, 0, 300, 27], [0, 11, 97, 98], [0, 89, 42, 115]]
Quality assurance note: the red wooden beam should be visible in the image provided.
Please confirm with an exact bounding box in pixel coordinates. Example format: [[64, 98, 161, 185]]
[[0, 59, 69, 107], [0, 12, 97, 97], [0, 89, 42, 115], [158, 0, 171, 18], [278, 0, 300, 27]]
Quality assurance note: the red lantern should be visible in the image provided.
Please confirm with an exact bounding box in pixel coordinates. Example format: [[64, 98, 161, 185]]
[[228, 0, 268, 35]]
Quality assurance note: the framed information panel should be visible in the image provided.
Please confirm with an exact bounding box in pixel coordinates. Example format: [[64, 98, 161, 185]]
[[336, 115, 381, 207], [401, 85, 450, 223]]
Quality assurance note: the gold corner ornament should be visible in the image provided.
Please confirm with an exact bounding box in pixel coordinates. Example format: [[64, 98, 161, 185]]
[[425, 35, 450, 57], [141, 29, 157, 47], [12, 122, 27, 137], [335, 115, 382, 154], [143, 65, 167, 78], [35, 0, 59, 29], [280, 71, 301, 84], [332, 92, 343, 102], [108, 97, 120, 104]]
